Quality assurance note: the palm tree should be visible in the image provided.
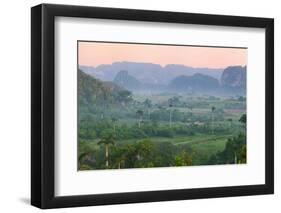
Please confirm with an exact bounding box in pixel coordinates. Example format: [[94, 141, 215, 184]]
[[111, 147, 126, 169], [144, 99, 152, 121], [111, 117, 118, 132], [98, 133, 115, 168], [100, 92, 108, 119], [211, 106, 216, 134], [186, 104, 193, 123], [134, 139, 153, 167], [136, 110, 144, 128], [234, 151, 237, 164], [116, 154, 126, 169], [168, 99, 173, 128]]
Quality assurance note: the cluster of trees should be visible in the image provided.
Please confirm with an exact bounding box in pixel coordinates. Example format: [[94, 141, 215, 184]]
[[79, 113, 247, 170], [209, 114, 246, 164], [80, 97, 226, 124], [79, 118, 236, 141], [79, 92, 242, 142], [79, 138, 193, 170], [208, 133, 246, 164]]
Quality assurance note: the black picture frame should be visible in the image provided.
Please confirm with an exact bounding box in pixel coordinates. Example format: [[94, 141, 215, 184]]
[[31, 3, 274, 209]]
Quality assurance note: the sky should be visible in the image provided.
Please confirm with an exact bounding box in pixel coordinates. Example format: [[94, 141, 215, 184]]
[[78, 41, 247, 69]]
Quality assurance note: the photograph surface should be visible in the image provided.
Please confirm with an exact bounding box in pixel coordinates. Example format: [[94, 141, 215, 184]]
[[78, 41, 247, 170]]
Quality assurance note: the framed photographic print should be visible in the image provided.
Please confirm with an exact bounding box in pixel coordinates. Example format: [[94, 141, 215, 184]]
[[31, 3, 274, 209]]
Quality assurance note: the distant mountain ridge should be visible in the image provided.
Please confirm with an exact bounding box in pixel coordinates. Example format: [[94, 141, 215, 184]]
[[221, 66, 246, 88], [168, 65, 246, 95], [80, 63, 246, 95], [80, 61, 223, 85], [113, 70, 142, 91], [169, 73, 220, 92]]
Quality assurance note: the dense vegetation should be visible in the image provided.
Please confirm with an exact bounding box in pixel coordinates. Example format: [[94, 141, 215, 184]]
[[78, 69, 247, 170]]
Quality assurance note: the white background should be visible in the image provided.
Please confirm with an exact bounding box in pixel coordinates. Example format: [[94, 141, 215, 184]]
[[0, 0, 279, 212], [55, 18, 265, 196]]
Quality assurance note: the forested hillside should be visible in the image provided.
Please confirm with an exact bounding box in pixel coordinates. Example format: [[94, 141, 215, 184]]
[[78, 69, 133, 120]]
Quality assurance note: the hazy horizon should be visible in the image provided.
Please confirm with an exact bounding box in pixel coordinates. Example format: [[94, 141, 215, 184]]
[[79, 60, 247, 70], [78, 41, 247, 69]]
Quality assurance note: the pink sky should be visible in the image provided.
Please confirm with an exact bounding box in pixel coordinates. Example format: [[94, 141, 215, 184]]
[[78, 41, 247, 69]]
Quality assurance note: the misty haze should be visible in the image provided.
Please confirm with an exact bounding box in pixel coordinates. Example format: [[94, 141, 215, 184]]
[[78, 42, 247, 170]]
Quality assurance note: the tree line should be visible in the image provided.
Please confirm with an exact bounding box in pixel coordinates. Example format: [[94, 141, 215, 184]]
[[79, 114, 246, 170]]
